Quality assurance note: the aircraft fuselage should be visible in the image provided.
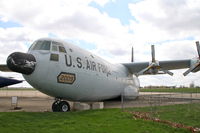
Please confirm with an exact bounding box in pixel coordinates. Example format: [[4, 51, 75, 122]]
[[9, 38, 140, 102]]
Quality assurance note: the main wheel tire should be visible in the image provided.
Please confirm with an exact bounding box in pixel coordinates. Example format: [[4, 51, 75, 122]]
[[52, 101, 60, 112], [59, 101, 70, 112]]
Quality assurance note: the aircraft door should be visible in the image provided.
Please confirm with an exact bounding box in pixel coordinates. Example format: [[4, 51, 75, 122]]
[[57, 44, 67, 72], [48, 41, 67, 83], [48, 42, 61, 82]]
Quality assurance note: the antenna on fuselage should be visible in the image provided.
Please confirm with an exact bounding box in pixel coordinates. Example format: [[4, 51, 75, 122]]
[[131, 46, 134, 62]]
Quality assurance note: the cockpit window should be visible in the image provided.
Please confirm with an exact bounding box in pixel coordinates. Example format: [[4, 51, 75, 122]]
[[52, 41, 66, 53], [52, 41, 62, 46], [52, 45, 58, 51], [32, 40, 51, 50], [59, 46, 66, 53]]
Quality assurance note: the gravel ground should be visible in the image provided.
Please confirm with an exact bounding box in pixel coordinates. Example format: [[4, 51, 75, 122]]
[[0, 90, 200, 112]]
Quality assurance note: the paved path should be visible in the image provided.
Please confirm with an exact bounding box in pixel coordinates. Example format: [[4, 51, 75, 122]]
[[0, 90, 199, 112]]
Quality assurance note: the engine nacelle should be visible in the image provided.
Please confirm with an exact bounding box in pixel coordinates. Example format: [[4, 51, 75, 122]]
[[148, 68, 159, 74], [123, 85, 139, 100]]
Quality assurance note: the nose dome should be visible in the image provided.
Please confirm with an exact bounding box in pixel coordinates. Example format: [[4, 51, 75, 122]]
[[7, 52, 36, 75]]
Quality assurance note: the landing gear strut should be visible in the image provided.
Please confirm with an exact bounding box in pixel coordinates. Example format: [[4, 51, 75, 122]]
[[52, 100, 70, 112]]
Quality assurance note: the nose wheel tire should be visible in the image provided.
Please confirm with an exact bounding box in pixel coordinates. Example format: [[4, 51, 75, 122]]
[[59, 101, 70, 112], [52, 101, 70, 112]]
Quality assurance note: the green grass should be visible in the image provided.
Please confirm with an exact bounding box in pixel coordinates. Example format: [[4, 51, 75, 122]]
[[0, 105, 198, 133], [140, 88, 200, 93], [127, 103, 200, 128]]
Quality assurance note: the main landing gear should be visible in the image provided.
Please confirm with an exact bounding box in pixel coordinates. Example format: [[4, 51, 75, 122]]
[[52, 99, 70, 112]]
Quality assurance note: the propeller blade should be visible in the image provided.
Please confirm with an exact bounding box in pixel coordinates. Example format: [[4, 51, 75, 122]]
[[136, 67, 149, 76], [160, 68, 173, 76], [136, 64, 154, 76], [183, 62, 200, 76], [131, 47, 134, 62], [151, 45, 155, 62], [196, 41, 200, 57]]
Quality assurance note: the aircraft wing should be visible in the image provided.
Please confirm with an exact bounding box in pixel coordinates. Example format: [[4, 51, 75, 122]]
[[122, 59, 191, 75], [0, 65, 23, 87], [123, 42, 200, 76], [0, 65, 12, 72], [0, 76, 23, 88]]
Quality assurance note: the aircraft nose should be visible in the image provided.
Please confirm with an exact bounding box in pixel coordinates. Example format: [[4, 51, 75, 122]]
[[7, 52, 36, 75]]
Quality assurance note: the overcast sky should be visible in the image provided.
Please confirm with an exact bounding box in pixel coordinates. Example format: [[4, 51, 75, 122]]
[[0, 0, 200, 87]]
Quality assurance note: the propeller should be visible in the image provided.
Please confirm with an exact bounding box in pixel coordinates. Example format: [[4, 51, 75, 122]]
[[151, 45, 155, 62], [183, 41, 200, 76], [136, 45, 173, 76]]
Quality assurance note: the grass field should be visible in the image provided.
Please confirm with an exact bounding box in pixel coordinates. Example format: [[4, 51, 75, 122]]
[[128, 103, 200, 128], [140, 88, 200, 93], [0, 104, 200, 133]]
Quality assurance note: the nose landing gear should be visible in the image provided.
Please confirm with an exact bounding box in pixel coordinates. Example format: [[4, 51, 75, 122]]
[[52, 100, 70, 112]]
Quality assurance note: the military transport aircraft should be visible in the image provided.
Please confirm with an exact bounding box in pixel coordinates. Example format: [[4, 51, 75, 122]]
[[0, 38, 200, 112]]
